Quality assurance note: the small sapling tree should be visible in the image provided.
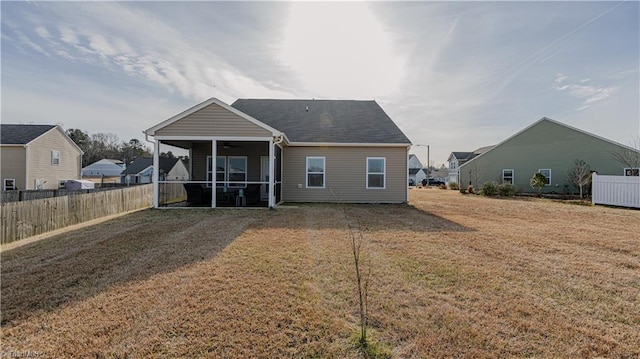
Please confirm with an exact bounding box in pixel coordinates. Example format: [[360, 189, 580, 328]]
[[330, 188, 371, 352], [567, 159, 591, 199]]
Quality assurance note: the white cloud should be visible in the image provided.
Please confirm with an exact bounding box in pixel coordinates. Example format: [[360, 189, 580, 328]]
[[34, 26, 51, 38], [555, 74, 568, 83], [88, 34, 118, 56], [10, 2, 294, 103], [553, 75, 618, 108]]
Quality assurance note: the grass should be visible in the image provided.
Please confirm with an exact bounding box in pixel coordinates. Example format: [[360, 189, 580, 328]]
[[1, 190, 639, 357]]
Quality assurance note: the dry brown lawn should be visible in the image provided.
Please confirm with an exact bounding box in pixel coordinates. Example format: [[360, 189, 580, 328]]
[[1, 189, 639, 358]]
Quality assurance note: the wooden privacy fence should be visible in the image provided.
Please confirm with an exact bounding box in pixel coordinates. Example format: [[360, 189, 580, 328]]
[[159, 182, 187, 205], [592, 174, 640, 208], [1, 184, 153, 244]]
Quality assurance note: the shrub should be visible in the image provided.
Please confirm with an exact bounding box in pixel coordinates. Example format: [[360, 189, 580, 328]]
[[449, 182, 459, 190], [467, 185, 475, 194], [498, 182, 515, 197], [530, 172, 547, 195], [481, 181, 498, 196], [438, 184, 447, 190]]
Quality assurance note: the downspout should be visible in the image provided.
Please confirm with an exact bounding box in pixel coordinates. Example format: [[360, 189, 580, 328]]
[[273, 133, 285, 146], [24, 144, 29, 190], [406, 145, 410, 203], [79, 153, 83, 180]]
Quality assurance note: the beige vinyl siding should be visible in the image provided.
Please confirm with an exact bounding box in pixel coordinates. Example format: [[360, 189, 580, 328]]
[[190, 141, 268, 182], [27, 128, 82, 190], [282, 146, 408, 203], [0, 146, 27, 190], [155, 103, 272, 137], [459, 119, 637, 193]]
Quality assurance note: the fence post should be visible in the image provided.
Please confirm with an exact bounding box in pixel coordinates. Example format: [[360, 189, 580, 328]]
[[591, 173, 597, 206]]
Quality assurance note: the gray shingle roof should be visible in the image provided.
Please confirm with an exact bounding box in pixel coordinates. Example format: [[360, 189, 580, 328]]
[[122, 157, 179, 175], [231, 99, 411, 144], [1, 124, 56, 145]]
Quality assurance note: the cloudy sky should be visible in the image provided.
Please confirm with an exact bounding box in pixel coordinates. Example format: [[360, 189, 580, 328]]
[[2, 1, 638, 165]]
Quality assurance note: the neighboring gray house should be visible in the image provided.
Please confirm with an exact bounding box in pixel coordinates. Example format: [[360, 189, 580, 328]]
[[0, 124, 83, 190], [121, 157, 189, 184], [144, 97, 412, 207], [447, 146, 493, 184], [409, 168, 426, 186], [456, 117, 640, 193], [408, 154, 425, 185], [82, 159, 125, 184], [408, 154, 423, 170]]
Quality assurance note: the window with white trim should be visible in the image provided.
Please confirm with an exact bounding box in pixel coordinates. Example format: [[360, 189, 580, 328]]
[[216, 156, 226, 187], [3, 179, 16, 191], [624, 168, 640, 176], [538, 169, 551, 186], [207, 156, 243, 188], [51, 150, 60, 166], [206, 156, 213, 187], [367, 157, 386, 189], [228, 156, 247, 188], [502, 169, 514, 184], [306, 157, 325, 188]]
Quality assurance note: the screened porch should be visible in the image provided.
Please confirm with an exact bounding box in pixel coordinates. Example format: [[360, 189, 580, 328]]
[[156, 139, 282, 208]]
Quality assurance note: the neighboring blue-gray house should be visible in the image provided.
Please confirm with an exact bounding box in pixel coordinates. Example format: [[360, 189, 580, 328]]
[[121, 157, 189, 184], [82, 159, 125, 183]]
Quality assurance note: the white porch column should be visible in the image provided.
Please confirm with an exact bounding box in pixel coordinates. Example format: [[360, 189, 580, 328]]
[[268, 138, 275, 208], [211, 140, 217, 208], [152, 140, 159, 208]]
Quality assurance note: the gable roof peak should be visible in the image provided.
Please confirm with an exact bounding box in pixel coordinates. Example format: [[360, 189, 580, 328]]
[[1, 124, 56, 145]]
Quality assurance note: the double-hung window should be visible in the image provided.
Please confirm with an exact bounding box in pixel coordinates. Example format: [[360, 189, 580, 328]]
[[502, 169, 514, 184], [306, 157, 325, 188], [367, 157, 386, 189], [51, 150, 60, 166], [228, 156, 247, 188], [208, 156, 246, 188], [538, 169, 551, 186]]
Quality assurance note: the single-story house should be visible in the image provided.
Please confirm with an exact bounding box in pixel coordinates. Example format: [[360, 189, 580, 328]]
[[121, 157, 189, 184], [144, 97, 412, 208], [0, 124, 83, 190], [455, 117, 640, 193], [82, 159, 125, 184]]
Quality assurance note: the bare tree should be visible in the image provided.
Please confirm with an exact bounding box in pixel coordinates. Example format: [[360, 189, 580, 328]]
[[612, 138, 640, 175], [567, 159, 591, 199]]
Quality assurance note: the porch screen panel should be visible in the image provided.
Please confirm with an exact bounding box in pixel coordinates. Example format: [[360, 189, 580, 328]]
[[228, 156, 247, 188], [216, 156, 226, 187]]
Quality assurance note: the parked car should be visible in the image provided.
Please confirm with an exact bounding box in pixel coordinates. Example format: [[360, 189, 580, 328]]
[[428, 179, 445, 186], [409, 178, 416, 186]]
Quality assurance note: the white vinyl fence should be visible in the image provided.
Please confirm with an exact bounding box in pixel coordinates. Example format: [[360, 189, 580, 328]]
[[592, 173, 640, 208]]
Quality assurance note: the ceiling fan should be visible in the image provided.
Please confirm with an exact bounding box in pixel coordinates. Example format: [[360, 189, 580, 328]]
[[222, 141, 242, 149]]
